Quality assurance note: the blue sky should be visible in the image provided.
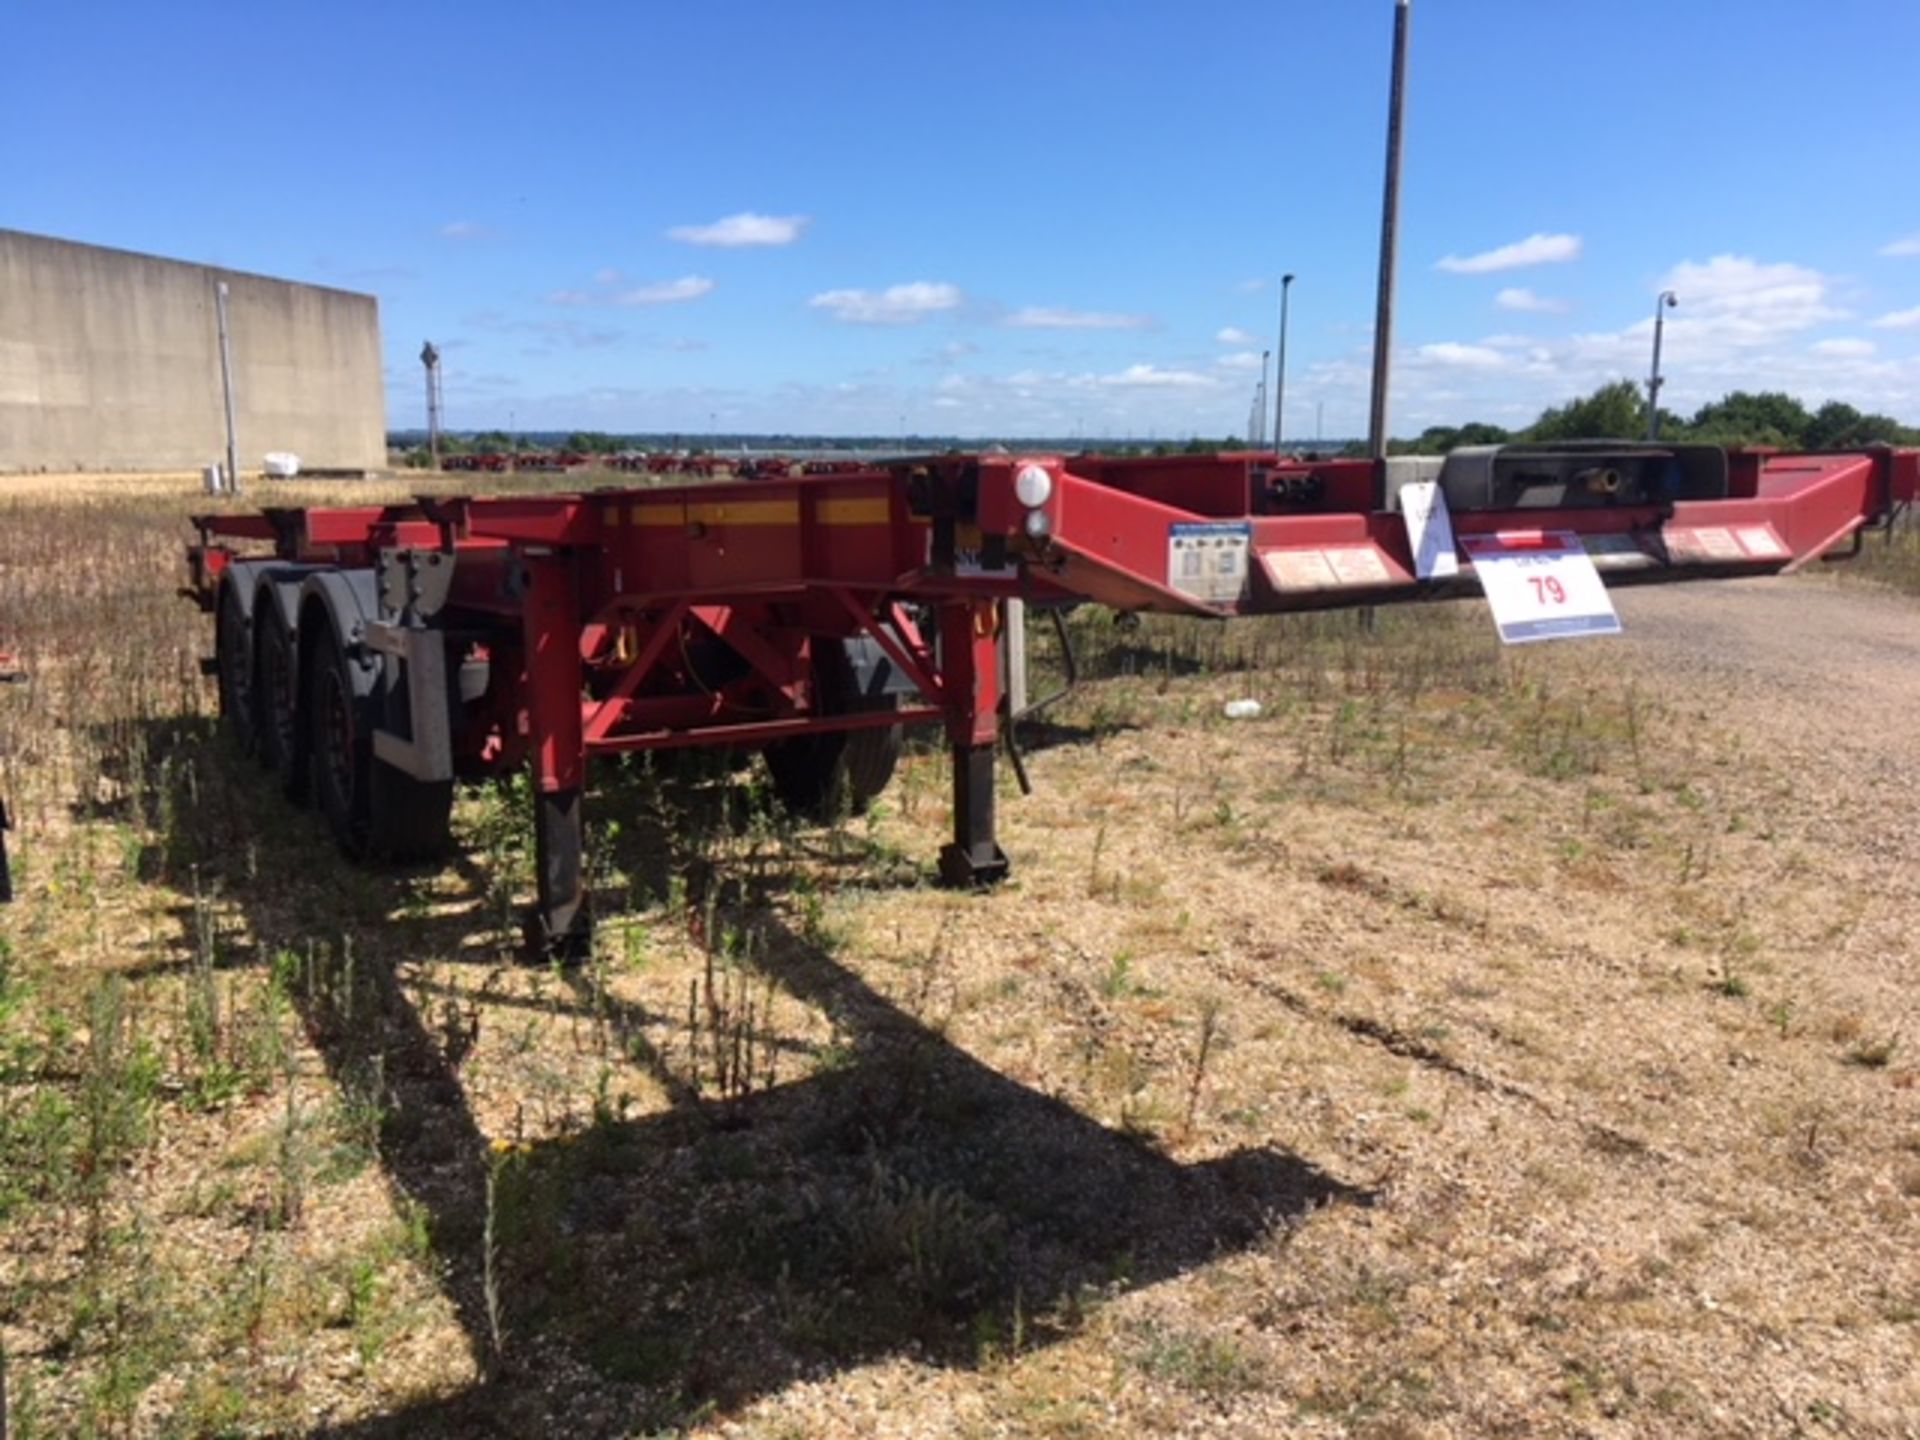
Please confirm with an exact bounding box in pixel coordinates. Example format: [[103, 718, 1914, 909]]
[[7, 0, 1919, 440]]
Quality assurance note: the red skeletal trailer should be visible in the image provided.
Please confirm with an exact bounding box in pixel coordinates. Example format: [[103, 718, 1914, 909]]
[[184, 442, 1917, 952]]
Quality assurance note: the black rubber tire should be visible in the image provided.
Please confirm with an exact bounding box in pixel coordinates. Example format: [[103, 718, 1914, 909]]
[[764, 640, 902, 821], [309, 621, 372, 859], [370, 768, 456, 864], [310, 620, 456, 865], [215, 584, 257, 756], [371, 645, 457, 863], [254, 603, 307, 802]]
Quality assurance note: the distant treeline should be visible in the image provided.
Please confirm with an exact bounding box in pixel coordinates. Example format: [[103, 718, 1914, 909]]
[[388, 383, 1917, 462], [1373, 381, 1920, 456]]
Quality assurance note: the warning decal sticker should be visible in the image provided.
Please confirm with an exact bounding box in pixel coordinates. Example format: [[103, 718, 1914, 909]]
[[1168, 522, 1252, 605]]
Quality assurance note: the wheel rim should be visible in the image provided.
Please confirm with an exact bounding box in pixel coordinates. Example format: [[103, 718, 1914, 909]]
[[316, 660, 356, 819], [218, 601, 252, 729], [260, 626, 296, 767]]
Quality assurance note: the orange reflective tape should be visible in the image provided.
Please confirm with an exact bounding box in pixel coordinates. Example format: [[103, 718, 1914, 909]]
[[687, 500, 800, 526], [818, 498, 891, 526]]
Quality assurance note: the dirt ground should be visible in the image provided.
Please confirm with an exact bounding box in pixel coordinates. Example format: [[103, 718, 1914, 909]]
[[1, 480, 1916, 1437]]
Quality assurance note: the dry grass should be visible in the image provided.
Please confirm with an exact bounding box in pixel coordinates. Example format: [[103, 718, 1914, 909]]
[[2, 474, 1917, 1437], [1852, 508, 1920, 596]]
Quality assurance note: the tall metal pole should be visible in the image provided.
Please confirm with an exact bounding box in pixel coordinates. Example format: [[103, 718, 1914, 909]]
[[1274, 273, 1295, 452], [1367, 0, 1412, 459], [215, 281, 241, 497], [1647, 290, 1677, 440], [421, 340, 443, 470], [1256, 349, 1271, 446]]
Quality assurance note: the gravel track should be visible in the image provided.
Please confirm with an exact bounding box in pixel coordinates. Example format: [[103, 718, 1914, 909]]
[[1610, 575, 1920, 870]]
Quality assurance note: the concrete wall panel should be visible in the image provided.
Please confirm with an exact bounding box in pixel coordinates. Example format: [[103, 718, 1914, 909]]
[[0, 229, 386, 473]]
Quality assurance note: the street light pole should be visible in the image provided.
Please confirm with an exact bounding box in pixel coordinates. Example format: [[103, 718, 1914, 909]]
[[420, 341, 442, 471], [1273, 274, 1294, 452], [1367, 0, 1412, 459], [215, 280, 242, 497], [1647, 290, 1678, 440], [1257, 349, 1271, 446]]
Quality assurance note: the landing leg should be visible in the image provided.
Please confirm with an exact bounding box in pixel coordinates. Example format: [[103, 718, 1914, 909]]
[[938, 743, 1009, 887], [935, 600, 1011, 889], [532, 786, 591, 958], [520, 554, 592, 959]]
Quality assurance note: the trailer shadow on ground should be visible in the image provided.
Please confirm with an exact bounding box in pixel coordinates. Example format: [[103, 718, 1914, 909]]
[[144, 728, 1370, 1437]]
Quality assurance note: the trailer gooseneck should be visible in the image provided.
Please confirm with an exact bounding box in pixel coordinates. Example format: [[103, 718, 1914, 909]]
[[184, 442, 1917, 951]]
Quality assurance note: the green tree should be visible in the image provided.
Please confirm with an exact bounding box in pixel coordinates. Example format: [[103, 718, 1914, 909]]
[[1685, 391, 1812, 448], [1526, 381, 1646, 442], [1455, 421, 1513, 448], [1802, 401, 1918, 449], [1406, 421, 1513, 453]]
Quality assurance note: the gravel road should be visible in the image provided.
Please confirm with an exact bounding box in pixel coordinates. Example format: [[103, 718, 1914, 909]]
[[1609, 574, 1920, 869]]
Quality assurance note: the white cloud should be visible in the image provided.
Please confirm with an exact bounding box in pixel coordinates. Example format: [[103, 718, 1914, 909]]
[[440, 220, 489, 240], [1004, 306, 1150, 330], [545, 272, 713, 306], [1216, 326, 1257, 345], [1494, 287, 1568, 314], [1417, 342, 1508, 369], [1216, 351, 1264, 372], [914, 339, 980, 368], [1657, 255, 1841, 341], [1879, 233, 1920, 258], [1098, 364, 1218, 389], [614, 276, 715, 305], [809, 281, 962, 325], [1236, 278, 1270, 294], [668, 212, 811, 247], [1289, 251, 1920, 439], [1437, 232, 1582, 275]]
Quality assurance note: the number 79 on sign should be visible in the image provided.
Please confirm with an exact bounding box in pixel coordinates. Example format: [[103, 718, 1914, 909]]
[[1460, 533, 1622, 644]]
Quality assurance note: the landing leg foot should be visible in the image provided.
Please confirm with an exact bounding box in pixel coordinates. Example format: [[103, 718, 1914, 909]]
[[937, 744, 1009, 888], [527, 786, 592, 961]]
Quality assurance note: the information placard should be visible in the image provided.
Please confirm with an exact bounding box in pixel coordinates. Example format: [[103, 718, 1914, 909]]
[[1398, 479, 1459, 579], [1462, 533, 1621, 644], [1168, 522, 1251, 605]]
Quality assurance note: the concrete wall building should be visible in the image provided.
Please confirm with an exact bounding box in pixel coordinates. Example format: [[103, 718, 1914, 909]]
[[0, 229, 386, 474]]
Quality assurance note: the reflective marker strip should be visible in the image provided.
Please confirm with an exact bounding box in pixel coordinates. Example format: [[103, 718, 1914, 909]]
[[629, 500, 801, 527], [818, 498, 891, 526], [1261, 546, 1392, 590], [620, 497, 891, 528]]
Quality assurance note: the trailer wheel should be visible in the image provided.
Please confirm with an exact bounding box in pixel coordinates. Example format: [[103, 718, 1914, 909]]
[[255, 605, 307, 801], [310, 622, 372, 858], [369, 762, 456, 865], [764, 641, 902, 821], [215, 585, 256, 756], [310, 623, 456, 865]]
